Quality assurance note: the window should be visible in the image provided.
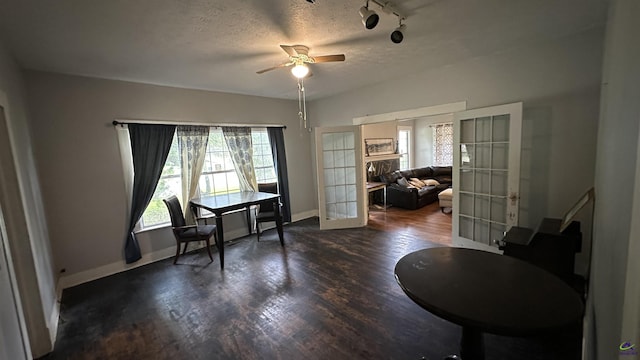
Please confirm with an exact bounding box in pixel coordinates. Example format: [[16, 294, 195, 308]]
[[398, 127, 411, 170], [197, 129, 241, 197], [140, 127, 276, 229], [432, 123, 453, 166], [251, 129, 277, 184]]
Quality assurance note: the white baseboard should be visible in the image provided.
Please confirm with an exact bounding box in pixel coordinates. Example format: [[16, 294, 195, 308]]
[[57, 210, 318, 290], [47, 297, 60, 350], [58, 227, 247, 290], [292, 209, 318, 222]]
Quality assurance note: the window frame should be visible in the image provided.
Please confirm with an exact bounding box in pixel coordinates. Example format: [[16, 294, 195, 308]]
[[138, 127, 277, 230]]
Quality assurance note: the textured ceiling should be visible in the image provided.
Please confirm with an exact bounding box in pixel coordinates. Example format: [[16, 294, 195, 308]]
[[0, 0, 608, 100]]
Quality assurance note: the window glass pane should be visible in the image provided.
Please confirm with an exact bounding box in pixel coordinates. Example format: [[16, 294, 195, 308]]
[[140, 133, 180, 227], [398, 128, 411, 170], [251, 129, 277, 184], [432, 123, 453, 166], [140, 127, 277, 229]]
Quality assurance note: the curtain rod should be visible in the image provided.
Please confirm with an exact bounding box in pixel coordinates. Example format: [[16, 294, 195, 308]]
[[112, 118, 286, 129]]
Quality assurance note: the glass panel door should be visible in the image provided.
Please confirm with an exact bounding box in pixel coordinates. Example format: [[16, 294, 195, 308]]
[[315, 126, 366, 230], [453, 103, 522, 252]]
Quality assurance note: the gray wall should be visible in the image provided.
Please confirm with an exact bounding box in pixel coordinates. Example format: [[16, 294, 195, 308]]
[[586, 1, 640, 358], [23, 71, 316, 282], [0, 43, 56, 356], [311, 27, 603, 274]]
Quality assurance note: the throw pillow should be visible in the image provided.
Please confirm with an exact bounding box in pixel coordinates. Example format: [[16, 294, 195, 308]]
[[410, 178, 426, 187], [423, 179, 440, 186], [397, 177, 410, 187]]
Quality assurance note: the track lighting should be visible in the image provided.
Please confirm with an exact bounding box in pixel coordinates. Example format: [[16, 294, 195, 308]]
[[359, 3, 379, 30], [390, 23, 405, 44], [359, 0, 407, 42]]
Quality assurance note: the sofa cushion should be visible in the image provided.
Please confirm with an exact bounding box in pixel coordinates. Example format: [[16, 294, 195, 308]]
[[397, 177, 411, 187], [417, 186, 434, 196], [413, 167, 434, 178], [423, 179, 440, 186], [435, 176, 452, 184], [432, 166, 452, 176], [399, 169, 415, 179], [379, 171, 401, 185], [409, 178, 426, 187]]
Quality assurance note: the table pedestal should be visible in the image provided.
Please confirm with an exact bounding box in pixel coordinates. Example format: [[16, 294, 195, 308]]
[[461, 327, 484, 360]]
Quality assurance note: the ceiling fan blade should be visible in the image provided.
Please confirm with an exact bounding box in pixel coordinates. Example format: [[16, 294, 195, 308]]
[[280, 45, 298, 57], [312, 54, 346, 63], [256, 62, 293, 74], [281, 44, 310, 57]]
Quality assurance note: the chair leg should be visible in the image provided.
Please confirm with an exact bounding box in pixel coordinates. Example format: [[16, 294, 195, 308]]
[[173, 242, 181, 264], [182, 242, 188, 255], [256, 222, 261, 241], [205, 237, 213, 262]]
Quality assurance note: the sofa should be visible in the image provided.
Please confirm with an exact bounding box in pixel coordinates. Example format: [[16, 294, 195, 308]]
[[377, 166, 452, 210]]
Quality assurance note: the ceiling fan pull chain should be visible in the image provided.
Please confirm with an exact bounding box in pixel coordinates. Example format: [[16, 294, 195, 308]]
[[298, 79, 304, 129], [301, 79, 310, 131]]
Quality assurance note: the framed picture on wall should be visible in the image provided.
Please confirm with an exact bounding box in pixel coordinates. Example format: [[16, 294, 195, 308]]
[[365, 138, 395, 156]]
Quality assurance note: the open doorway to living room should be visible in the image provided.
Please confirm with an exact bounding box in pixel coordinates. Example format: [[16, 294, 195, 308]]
[[364, 112, 455, 246], [367, 202, 452, 246]]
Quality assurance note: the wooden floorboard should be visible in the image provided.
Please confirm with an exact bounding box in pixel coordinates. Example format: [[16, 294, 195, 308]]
[[42, 204, 580, 360]]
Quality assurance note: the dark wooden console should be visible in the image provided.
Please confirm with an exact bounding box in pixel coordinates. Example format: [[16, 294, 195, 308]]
[[500, 218, 582, 291]]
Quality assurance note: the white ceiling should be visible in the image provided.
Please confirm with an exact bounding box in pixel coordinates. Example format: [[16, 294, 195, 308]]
[[0, 0, 608, 100]]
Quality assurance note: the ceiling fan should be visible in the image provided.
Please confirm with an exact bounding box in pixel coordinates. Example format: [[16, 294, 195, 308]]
[[256, 45, 345, 78]]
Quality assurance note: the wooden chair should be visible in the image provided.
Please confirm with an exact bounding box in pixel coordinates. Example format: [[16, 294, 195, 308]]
[[255, 182, 281, 241], [163, 195, 217, 264]]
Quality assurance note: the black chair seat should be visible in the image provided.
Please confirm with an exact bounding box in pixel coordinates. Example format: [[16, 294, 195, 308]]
[[256, 211, 276, 222], [176, 225, 217, 241]]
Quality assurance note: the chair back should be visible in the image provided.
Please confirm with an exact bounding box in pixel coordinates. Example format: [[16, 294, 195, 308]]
[[258, 182, 278, 212], [163, 195, 186, 228]]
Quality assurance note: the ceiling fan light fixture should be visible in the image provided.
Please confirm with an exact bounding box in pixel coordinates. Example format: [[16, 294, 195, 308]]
[[359, 5, 379, 29], [291, 63, 310, 78], [390, 24, 405, 44]]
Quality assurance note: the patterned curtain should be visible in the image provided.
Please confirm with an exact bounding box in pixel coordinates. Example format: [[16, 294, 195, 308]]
[[433, 123, 454, 166], [222, 126, 258, 191], [177, 125, 209, 224]]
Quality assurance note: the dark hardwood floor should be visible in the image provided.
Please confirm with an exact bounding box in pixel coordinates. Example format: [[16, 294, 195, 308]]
[[42, 203, 579, 360]]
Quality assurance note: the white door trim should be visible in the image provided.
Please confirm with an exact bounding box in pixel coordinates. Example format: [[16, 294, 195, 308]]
[[0, 91, 32, 360]]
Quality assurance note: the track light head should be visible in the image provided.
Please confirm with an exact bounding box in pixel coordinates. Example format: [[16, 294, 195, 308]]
[[359, 5, 379, 30], [390, 24, 405, 44]]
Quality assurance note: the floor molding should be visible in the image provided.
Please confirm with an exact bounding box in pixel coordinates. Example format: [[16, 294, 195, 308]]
[[58, 210, 319, 290]]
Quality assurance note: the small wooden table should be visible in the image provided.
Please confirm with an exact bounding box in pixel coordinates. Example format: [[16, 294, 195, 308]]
[[394, 247, 584, 360], [190, 192, 285, 269], [366, 181, 387, 210]]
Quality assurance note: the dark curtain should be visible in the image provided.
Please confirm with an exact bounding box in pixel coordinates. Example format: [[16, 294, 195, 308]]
[[267, 127, 291, 223], [125, 124, 176, 263]]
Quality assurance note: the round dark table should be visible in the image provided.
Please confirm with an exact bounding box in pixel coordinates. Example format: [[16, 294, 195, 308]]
[[394, 247, 584, 360]]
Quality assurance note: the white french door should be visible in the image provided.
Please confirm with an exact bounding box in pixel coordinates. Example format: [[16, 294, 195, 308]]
[[0, 102, 31, 360], [452, 102, 522, 252], [315, 126, 366, 230]]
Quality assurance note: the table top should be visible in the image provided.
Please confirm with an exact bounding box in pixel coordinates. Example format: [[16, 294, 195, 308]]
[[366, 182, 386, 190], [190, 191, 280, 214], [394, 247, 584, 336]]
